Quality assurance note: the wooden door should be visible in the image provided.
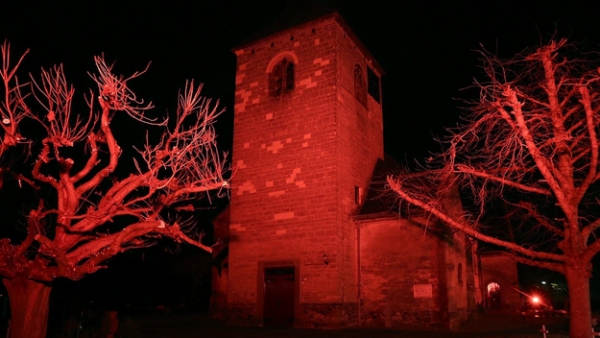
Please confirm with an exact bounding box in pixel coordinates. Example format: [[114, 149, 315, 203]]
[[263, 267, 295, 327]]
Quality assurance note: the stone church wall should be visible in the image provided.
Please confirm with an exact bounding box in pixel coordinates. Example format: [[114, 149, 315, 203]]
[[358, 217, 474, 329], [359, 218, 447, 328]]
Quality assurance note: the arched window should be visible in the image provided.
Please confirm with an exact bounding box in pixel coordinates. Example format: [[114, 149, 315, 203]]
[[354, 64, 366, 105], [269, 58, 295, 97]]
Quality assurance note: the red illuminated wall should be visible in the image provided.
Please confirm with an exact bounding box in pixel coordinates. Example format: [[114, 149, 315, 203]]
[[358, 215, 472, 329], [225, 12, 383, 327]]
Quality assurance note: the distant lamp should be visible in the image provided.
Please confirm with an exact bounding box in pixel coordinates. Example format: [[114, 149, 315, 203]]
[[532, 296, 540, 304], [541, 281, 546, 285], [323, 253, 329, 265], [2, 117, 10, 125]]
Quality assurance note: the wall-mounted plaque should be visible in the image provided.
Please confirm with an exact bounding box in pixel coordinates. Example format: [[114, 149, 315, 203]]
[[413, 283, 433, 298]]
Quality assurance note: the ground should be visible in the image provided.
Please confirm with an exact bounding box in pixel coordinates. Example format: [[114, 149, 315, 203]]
[[37, 312, 574, 338]]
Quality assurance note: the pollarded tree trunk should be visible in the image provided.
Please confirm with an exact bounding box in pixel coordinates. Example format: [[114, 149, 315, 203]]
[[565, 264, 592, 338], [2, 278, 52, 338]]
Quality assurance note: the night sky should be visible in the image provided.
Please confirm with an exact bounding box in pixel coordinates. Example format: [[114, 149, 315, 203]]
[[2, 1, 600, 163]]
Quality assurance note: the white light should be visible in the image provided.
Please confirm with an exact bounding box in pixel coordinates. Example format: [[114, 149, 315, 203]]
[[2, 118, 10, 125], [541, 281, 546, 285]]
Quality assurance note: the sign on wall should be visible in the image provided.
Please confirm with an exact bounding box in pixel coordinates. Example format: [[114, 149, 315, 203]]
[[413, 284, 433, 298]]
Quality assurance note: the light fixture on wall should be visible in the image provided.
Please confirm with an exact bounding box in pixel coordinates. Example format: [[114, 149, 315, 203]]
[[303, 254, 330, 266]]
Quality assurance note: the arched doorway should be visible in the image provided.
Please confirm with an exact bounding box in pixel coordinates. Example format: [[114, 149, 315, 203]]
[[487, 282, 501, 310]]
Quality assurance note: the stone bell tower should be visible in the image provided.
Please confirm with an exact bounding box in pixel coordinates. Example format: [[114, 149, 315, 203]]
[[216, 9, 384, 327]]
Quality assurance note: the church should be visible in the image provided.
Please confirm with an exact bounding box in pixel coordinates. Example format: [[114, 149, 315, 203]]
[[211, 8, 520, 329]]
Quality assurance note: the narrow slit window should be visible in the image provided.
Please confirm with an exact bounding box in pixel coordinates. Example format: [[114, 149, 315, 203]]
[[354, 186, 364, 204], [354, 64, 367, 106]]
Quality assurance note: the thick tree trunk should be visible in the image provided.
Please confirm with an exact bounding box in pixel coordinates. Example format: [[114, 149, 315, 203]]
[[2, 278, 52, 338], [565, 265, 592, 338]]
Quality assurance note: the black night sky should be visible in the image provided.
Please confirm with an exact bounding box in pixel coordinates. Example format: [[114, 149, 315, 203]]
[[3, 1, 599, 164], [2, 0, 600, 324]]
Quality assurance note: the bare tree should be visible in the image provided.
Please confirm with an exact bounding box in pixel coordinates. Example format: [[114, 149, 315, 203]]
[[0, 41, 228, 338], [388, 39, 600, 338]]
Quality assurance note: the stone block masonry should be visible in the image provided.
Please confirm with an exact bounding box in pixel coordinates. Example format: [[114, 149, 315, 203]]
[[221, 12, 384, 328]]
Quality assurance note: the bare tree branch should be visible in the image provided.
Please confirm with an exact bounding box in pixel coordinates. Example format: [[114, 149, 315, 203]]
[[388, 39, 600, 338], [0, 45, 229, 295]]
